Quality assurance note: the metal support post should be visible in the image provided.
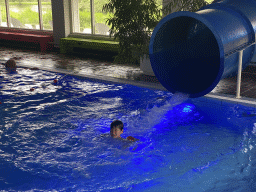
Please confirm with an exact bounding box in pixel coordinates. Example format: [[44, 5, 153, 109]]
[[90, 0, 95, 35], [5, 0, 10, 27], [38, 0, 43, 30], [236, 50, 243, 98]]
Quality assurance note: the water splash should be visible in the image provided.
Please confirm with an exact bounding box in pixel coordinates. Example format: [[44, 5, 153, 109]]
[[126, 92, 190, 133], [146, 92, 189, 124], [169, 92, 190, 106], [252, 123, 256, 135]]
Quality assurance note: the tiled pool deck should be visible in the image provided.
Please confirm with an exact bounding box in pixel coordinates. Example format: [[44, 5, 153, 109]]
[[1, 46, 256, 105]]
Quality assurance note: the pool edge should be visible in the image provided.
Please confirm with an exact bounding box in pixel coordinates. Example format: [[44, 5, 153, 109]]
[[15, 62, 256, 107]]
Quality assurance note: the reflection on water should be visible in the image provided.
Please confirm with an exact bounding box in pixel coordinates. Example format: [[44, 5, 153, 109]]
[[1, 66, 256, 191]]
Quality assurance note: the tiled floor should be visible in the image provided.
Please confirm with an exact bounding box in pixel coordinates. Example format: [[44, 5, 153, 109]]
[[1, 45, 256, 100]]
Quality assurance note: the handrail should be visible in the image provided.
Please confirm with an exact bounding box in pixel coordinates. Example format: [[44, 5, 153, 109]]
[[234, 42, 256, 99], [236, 50, 243, 98]]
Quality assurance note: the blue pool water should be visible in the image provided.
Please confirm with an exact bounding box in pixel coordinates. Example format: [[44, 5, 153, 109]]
[[1, 65, 256, 191]]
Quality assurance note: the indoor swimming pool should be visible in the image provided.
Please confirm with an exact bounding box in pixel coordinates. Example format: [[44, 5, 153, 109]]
[[0, 64, 256, 191]]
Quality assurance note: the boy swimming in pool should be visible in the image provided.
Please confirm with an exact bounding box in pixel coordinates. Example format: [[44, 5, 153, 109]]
[[110, 120, 137, 141], [5, 59, 17, 72]]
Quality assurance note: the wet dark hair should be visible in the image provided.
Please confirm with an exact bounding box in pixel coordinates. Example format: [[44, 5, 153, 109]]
[[110, 120, 123, 130], [5, 59, 17, 72]]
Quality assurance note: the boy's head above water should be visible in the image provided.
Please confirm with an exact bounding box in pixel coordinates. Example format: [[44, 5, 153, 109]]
[[110, 120, 124, 138], [5, 59, 17, 72]]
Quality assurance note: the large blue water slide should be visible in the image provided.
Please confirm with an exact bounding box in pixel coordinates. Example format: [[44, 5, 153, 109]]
[[149, 0, 256, 98]]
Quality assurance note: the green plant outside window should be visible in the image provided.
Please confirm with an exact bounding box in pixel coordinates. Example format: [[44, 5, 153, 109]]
[[0, 0, 52, 30]]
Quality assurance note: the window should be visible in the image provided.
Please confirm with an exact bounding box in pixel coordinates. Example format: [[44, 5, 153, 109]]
[[72, 0, 113, 35], [94, 0, 113, 35], [41, 0, 53, 30], [0, 0, 7, 27], [0, 0, 52, 30], [72, 0, 91, 34], [72, 0, 163, 36]]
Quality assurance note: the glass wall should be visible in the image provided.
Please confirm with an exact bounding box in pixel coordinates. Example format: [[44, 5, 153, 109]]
[[9, 0, 39, 29], [94, 0, 113, 35], [73, 0, 91, 34], [42, 0, 53, 30], [72, 0, 113, 35], [0, 0, 6, 27], [0, 0, 52, 30], [73, 0, 162, 36]]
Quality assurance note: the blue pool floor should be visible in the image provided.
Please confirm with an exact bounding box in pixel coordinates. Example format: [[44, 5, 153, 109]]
[[0, 45, 256, 99]]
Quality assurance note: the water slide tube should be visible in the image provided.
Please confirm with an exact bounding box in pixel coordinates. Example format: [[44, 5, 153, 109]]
[[149, 0, 256, 98]]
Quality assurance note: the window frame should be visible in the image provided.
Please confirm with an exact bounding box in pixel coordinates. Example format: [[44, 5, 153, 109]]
[[4, 0, 51, 31], [71, 0, 110, 36]]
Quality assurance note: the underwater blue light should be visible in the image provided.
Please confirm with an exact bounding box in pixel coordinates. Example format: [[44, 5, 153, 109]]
[[173, 103, 196, 114], [157, 102, 201, 129], [182, 105, 193, 113]]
